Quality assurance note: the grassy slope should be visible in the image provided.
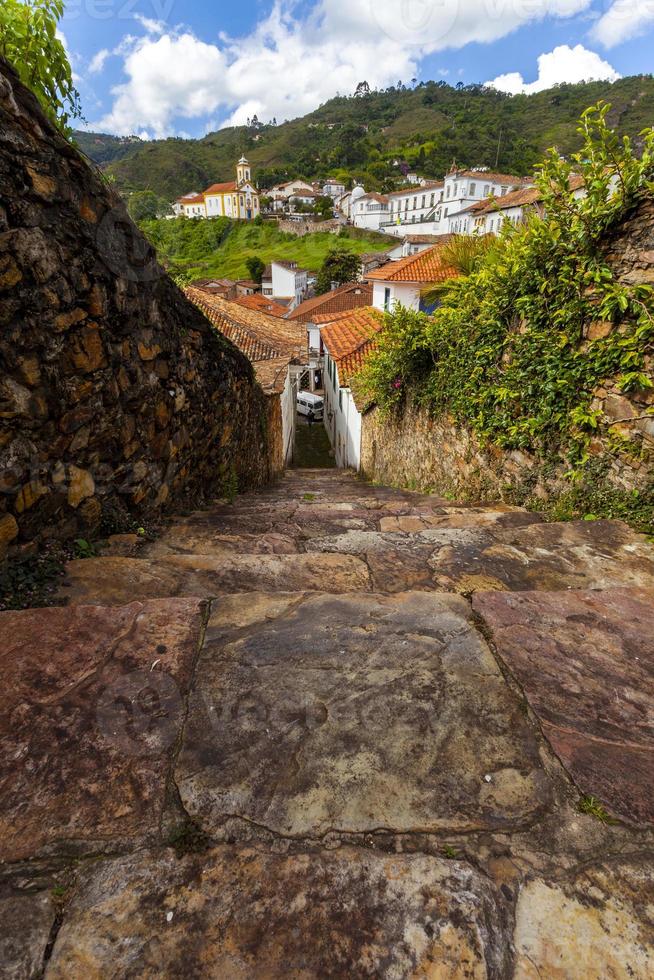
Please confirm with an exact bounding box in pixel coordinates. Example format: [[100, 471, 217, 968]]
[[78, 75, 654, 201], [140, 219, 392, 280]]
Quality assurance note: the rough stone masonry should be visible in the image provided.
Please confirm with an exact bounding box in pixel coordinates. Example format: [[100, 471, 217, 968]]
[[0, 57, 273, 559]]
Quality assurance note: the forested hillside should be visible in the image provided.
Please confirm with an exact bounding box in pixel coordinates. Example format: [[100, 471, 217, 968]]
[[76, 74, 654, 201]]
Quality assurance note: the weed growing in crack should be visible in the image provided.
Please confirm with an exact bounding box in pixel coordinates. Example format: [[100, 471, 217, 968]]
[[578, 795, 616, 823], [167, 819, 211, 856]]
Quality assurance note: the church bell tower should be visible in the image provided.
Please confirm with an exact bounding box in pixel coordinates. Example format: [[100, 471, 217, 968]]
[[237, 156, 251, 187]]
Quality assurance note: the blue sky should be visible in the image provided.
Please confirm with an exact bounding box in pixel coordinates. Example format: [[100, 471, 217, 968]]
[[59, 0, 654, 138]]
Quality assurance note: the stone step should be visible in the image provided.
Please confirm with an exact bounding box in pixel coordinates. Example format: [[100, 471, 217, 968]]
[[73, 519, 654, 603], [306, 519, 654, 594], [474, 586, 654, 826], [58, 553, 371, 605], [3, 579, 653, 977], [176, 590, 554, 838], [0, 598, 206, 863], [34, 847, 650, 980], [143, 506, 542, 558]]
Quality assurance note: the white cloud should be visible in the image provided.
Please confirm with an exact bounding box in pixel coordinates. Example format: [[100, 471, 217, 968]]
[[486, 44, 620, 94], [92, 0, 597, 136], [97, 32, 228, 136], [320, 0, 592, 50], [89, 49, 110, 74], [590, 0, 654, 48]]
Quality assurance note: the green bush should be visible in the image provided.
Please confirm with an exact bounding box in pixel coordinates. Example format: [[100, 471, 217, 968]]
[[359, 104, 654, 467], [0, 0, 81, 135]]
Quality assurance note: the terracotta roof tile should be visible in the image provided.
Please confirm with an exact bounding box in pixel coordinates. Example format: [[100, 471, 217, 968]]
[[320, 308, 384, 385], [185, 289, 306, 363], [204, 181, 237, 195], [451, 170, 530, 185], [365, 244, 457, 284], [233, 294, 289, 318], [289, 282, 373, 323], [254, 356, 293, 395]]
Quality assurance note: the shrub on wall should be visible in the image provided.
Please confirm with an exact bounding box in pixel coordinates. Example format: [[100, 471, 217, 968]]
[[358, 105, 654, 467]]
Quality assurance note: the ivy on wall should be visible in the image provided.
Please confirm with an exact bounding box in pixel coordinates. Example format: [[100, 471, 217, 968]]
[[358, 105, 654, 468]]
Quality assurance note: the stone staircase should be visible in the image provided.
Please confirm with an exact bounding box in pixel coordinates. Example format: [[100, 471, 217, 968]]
[[1, 469, 653, 977]]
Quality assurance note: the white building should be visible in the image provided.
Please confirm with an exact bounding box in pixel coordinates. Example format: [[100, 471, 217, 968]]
[[262, 261, 309, 310], [385, 234, 452, 261], [383, 182, 444, 236], [174, 157, 260, 220], [462, 175, 587, 236], [268, 179, 315, 211], [336, 184, 366, 220], [366, 244, 456, 312], [435, 168, 530, 235], [323, 178, 347, 200], [321, 308, 383, 469], [352, 193, 390, 231]]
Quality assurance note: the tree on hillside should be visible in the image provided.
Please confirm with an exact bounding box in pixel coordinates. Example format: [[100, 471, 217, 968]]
[[316, 247, 360, 295], [314, 196, 335, 219], [0, 0, 82, 135], [128, 190, 168, 224], [246, 256, 266, 284]]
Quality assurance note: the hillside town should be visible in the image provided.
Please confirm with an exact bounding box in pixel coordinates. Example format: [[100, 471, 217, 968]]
[[3, 0, 654, 973], [176, 152, 590, 470], [173, 157, 570, 238]]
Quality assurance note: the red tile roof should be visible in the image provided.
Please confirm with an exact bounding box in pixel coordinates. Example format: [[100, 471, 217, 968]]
[[450, 169, 530, 185], [289, 282, 373, 323], [357, 193, 389, 204], [233, 294, 289, 318], [204, 181, 237, 195], [254, 356, 293, 395], [469, 175, 585, 217], [365, 244, 457, 284], [185, 289, 306, 363], [320, 308, 384, 385], [468, 186, 540, 215]]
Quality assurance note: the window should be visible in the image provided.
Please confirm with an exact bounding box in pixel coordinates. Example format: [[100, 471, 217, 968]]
[[413, 197, 417, 209], [443, 207, 448, 217], [446, 184, 451, 199], [483, 184, 490, 196], [421, 195, 426, 207], [453, 183, 458, 196], [339, 389, 343, 410], [384, 287, 391, 311], [430, 193, 435, 206], [469, 182, 476, 195]]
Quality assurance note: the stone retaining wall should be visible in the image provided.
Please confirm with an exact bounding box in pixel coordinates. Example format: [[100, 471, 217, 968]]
[[275, 218, 341, 237], [0, 58, 273, 558], [361, 196, 654, 500]]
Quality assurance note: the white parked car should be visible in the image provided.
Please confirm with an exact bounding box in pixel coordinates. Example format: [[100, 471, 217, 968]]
[[297, 391, 324, 421]]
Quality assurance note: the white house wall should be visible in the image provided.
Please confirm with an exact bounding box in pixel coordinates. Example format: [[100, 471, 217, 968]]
[[281, 368, 297, 466], [323, 352, 362, 470], [372, 281, 420, 312]]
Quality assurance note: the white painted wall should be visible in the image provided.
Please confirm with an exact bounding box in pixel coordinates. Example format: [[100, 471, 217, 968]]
[[323, 351, 363, 470], [281, 368, 297, 466], [270, 263, 308, 307], [371, 281, 420, 312], [352, 198, 388, 231]]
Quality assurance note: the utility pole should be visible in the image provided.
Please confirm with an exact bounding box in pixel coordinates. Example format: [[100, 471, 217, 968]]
[[495, 126, 503, 169]]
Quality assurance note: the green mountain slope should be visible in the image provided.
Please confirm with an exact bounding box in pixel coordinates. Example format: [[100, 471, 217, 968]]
[[76, 75, 654, 201]]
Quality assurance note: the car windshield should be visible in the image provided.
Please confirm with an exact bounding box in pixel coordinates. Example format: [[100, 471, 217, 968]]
[[313, 400, 323, 409]]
